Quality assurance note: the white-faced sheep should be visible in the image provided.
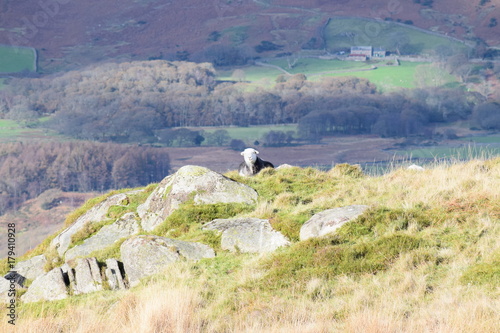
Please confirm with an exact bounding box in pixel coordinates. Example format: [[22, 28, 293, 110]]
[[238, 148, 274, 176]]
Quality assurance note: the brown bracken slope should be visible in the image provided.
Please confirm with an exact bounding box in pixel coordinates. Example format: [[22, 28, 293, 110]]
[[1, 0, 499, 72]]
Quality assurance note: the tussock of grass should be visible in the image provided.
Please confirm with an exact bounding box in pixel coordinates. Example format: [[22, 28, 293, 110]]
[[3, 157, 499, 332]]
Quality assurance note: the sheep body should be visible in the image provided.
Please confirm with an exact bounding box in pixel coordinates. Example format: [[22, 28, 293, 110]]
[[238, 148, 274, 176]]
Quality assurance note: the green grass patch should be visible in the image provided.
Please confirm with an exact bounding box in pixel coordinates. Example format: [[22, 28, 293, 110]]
[[395, 145, 500, 160], [324, 17, 470, 55], [151, 201, 255, 249], [218, 60, 458, 91], [217, 66, 284, 82], [200, 124, 297, 144], [460, 259, 500, 288], [461, 135, 500, 144], [0, 119, 26, 137], [230, 166, 332, 202], [0, 118, 62, 142], [87, 238, 128, 264], [0, 45, 36, 73], [267, 58, 372, 75], [69, 219, 115, 249], [257, 206, 444, 290], [261, 232, 426, 290], [321, 61, 458, 90]]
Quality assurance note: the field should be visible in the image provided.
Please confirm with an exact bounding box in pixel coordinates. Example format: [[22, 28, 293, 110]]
[[0, 45, 36, 73], [218, 59, 459, 91], [324, 17, 471, 55], [0, 119, 59, 142], [200, 124, 298, 143], [395, 145, 500, 161]]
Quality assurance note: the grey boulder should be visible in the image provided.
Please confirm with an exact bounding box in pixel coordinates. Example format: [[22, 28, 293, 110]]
[[51, 192, 132, 256], [137, 165, 258, 231], [64, 212, 140, 261], [105, 259, 127, 290], [73, 257, 103, 295], [21, 267, 68, 303], [203, 218, 290, 253], [121, 235, 215, 286], [300, 205, 369, 241], [13, 254, 47, 281]]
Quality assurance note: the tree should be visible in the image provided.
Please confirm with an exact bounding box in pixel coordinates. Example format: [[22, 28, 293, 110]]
[[230, 139, 246, 151], [205, 130, 231, 146], [473, 102, 500, 130], [388, 31, 410, 55]]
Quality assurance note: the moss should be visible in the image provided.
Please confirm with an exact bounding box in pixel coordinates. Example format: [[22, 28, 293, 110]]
[[63, 192, 115, 228], [460, 251, 500, 288], [151, 201, 254, 239], [271, 211, 311, 242], [0, 258, 10, 276], [106, 205, 129, 219], [87, 238, 128, 263], [262, 232, 425, 290], [43, 247, 64, 273], [69, 219, 115, 249], [230, 166, 333, 202], [336, 206, 433, 240]]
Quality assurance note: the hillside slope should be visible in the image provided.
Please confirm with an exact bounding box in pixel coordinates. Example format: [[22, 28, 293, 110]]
[[2, 158, 499, 332], [1, 0, 498, 72]]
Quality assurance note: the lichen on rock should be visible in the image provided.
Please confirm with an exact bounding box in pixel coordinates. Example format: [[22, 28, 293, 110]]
[[137, 165, 258, 232]]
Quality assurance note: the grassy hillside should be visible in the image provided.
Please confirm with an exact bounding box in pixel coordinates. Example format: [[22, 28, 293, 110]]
[[1, 0, 497, 73], [324, 17, 470, 55], [2, 157, 499, 332]]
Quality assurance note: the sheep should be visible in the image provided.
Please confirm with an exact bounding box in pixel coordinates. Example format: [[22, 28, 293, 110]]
[[238, 148, 274, 176]]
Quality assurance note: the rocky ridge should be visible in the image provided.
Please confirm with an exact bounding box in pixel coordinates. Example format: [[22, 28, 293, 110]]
[[2, 165, 368, 303]]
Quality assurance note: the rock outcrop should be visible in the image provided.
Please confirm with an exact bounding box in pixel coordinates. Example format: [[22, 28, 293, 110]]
[[408, 164, 425, 171], [105, 259, 127, 290], [299, 205, 369, 241], [203, 218, 290, 253], [21, 267, 69, 303], [121, 235, 216, 286], [137, 165, 258, 231], [73, 257, 103, 295], [15, 166, 374, 303], [13, 254, 47, 280], [64, 212, 140, 261], [51, 192, 134, 256], [0, 276, 24, 303]]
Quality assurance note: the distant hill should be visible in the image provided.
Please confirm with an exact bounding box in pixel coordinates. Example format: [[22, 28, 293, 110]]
[[0, 0, 498, 72]]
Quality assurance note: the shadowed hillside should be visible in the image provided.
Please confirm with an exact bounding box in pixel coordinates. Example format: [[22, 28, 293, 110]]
[[1, 0, 498, 72]]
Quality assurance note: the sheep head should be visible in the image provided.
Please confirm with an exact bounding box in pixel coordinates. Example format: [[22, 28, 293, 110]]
[[241, 148, 259, 165]]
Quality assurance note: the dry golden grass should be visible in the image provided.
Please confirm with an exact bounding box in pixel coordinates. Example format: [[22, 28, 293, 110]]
[[2, 158, 499, 332]]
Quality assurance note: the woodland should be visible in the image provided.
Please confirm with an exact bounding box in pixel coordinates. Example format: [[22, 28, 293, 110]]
[[0, 60, 499, 214], [0, 142, 170, 214], [2, 60, 498, 145]]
